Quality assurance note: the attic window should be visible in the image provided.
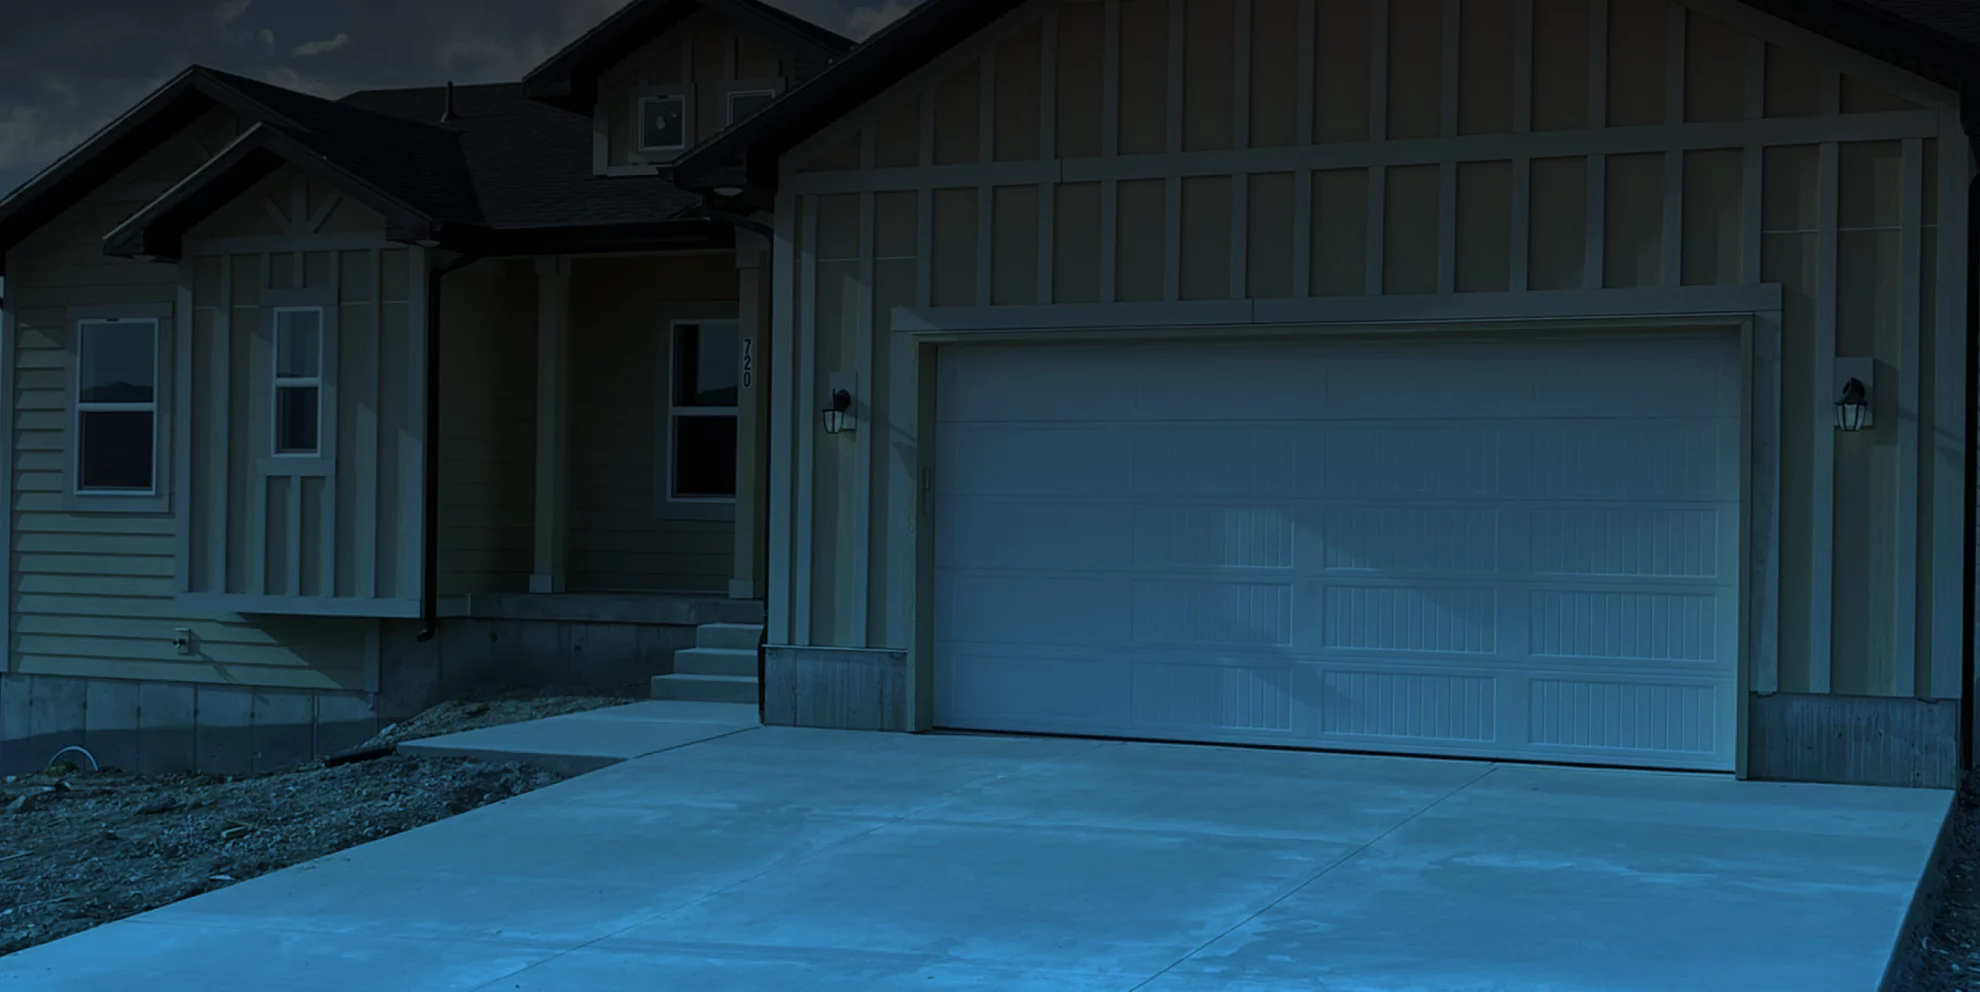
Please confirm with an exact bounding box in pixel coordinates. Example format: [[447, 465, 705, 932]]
[[638, 94, 687, 152], [727, 89, 776, 126], [273, 308, 323, 456]]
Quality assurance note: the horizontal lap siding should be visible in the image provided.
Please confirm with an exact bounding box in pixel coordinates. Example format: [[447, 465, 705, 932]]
[[437, 259, 536, 595], [567, 253, 739, 593], [779, 0, 1967, 702], [6, 119, 365, 690]]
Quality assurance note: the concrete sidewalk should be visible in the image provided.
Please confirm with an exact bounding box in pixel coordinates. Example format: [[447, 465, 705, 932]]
[[394, 699, 759, 774], [0, 720, 1951, 992]]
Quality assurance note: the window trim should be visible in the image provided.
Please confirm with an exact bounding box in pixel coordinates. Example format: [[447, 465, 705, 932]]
[[270, 306, 325, 458], [659, 317, 740, 518], [64, 304, 173, 513], [633, 92, 691, 155]]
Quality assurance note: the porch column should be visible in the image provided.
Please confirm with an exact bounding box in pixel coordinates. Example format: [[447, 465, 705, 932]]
[[730, 232, 771, 600], [530, 255, 571, 594]]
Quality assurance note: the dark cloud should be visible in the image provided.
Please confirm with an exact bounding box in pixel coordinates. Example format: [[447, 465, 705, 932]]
[[0, 0, 915, 199]]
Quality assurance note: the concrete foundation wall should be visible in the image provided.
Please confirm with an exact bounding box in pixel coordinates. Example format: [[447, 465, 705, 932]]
[[375, 616, 698, 721], [1748, 692, 1961, 788], [0, 673, 377, 777], [764, 646, 908, 731]]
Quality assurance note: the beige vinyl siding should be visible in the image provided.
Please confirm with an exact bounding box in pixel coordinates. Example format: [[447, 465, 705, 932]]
[[778, 0, 1965, 703], [436, 258, 536, 595], [5, 119, 365, 690], [567, 252, 739, 593]]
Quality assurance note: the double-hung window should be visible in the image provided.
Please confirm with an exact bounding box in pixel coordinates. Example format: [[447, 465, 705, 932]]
[[667, 320, 739, 502], [273, 308, 323, 456], [74, 318, 159, 495]]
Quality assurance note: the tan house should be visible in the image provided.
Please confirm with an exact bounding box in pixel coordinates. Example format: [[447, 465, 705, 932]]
[[1, 0, 1977, 789], [671, 0, 1980, 788], [0, 0, 850, 773]]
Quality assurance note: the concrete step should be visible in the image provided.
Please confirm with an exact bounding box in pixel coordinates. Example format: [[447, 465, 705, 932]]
[[696, 622, 765, 651], [673, 647, 758, 677], [651, 673, 759, 704]]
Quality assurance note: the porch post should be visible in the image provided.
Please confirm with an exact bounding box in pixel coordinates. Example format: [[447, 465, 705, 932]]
[[730, 232, 770, 600], [530, 255, 571, 594]]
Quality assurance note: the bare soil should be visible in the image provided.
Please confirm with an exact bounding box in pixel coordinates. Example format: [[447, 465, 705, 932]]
[[0, 693, 637, 958], [1893, 770, 1980, 991]]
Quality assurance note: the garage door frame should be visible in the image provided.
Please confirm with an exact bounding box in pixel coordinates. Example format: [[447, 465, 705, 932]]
[[889, 309, 1781, 777]]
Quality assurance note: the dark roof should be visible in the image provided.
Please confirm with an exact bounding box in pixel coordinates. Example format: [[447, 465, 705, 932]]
[[675, 0, 1980, 199], [340, 82, 708, 232], [522, 0, 854, 111]]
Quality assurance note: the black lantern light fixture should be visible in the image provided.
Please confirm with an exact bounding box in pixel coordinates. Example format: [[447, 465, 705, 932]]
[[1835, 377, 1870, 432], [822, 387, 854, 435]]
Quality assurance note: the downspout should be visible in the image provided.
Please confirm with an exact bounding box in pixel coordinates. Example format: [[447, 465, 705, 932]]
[[417, 250, 483, 642], [1961, 81, 1980, 771]]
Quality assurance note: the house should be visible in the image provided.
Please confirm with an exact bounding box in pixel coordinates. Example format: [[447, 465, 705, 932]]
[[0, 0, 1975, 789], [0, 0, 851, 774], [669, 0, 1980, 788]]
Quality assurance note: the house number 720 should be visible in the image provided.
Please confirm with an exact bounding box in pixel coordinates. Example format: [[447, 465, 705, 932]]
[[741, 338, 754, 389]]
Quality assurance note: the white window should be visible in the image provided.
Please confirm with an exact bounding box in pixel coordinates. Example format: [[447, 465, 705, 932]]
[[637, 94, 688, 153], [74, 318, 159, 494], [667, 320, 739, 502], [726, 89, 776, 126], [273, 308, 323, 456]]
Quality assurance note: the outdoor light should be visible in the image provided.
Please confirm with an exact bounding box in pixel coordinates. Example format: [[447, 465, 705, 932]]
[[822, 387, 854, 435], [1835, 378, 1871, 432]]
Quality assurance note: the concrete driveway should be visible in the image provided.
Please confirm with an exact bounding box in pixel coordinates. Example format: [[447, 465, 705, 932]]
[[0, 723, 1949, 991]]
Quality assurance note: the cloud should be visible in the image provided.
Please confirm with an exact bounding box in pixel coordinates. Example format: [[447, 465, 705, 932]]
[[212, 0, 253, 26], [292, 32, 352, 57], [842, 1, 914, 39]]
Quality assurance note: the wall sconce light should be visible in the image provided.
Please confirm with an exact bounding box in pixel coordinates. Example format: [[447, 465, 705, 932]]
[[822, 387, 854, 435], [1834, 358, 1874, 433]]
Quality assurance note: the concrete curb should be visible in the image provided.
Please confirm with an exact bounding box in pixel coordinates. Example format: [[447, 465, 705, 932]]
[[1879, 777, 1964, 992]]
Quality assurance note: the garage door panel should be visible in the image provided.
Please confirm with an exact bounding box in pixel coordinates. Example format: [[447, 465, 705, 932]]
[[1317, 667, 1500, 744], [1316, 583, 1501, 656], [1318, 424, 1503, 496], [1134, 504, 1297, 569], [934, 333, 1740, 771], [1132, 427, 1302, 495], [937, 498, 1135, 570], [1132, 344, 1341, 421], [1315, 505, 1502, 574], [936, 424, 1135, 495], [1527, 422, 1737, 500], [938, 345, 1142, 422], [936, 573, 1134, 644], [1131, 579, 1295, 647], [1529, 505, 1728, 579]]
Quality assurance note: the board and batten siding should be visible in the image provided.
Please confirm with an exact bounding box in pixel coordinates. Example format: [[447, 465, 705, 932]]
[[770, 0, 1970, 705], [596, 9, 818, 173], [566, 252, 740, 593], [4, 118, 367, 690], [179, 165, 428, 619], [436, 258, 536, 596]]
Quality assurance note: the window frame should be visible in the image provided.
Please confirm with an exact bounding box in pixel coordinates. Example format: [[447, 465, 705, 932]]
[[65, 305, 173, 513], [633, 92, 692, 156], [270, 306, 325, 458], [724, 87, 778, 128], [658, 317, 740, 518]]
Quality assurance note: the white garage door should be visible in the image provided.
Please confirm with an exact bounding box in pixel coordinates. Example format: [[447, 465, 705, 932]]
[[933, 331, 1741, 770]]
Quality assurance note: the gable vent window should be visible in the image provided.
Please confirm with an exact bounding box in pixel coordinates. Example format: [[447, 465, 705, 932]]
[[273, 308, 323, 456], [727, 89, 776, 126], [638, 94, 688, 152], [74, 319, 158, 493]]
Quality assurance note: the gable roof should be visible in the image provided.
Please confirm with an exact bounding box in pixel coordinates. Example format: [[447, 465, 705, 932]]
[[673, 0, 1980, 200], [521, 0, 854, 111]]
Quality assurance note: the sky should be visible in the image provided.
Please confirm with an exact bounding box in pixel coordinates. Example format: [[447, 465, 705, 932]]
[[0, 0, 918, 201]]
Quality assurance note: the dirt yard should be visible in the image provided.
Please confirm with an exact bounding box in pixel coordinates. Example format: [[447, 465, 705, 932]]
[[1893, 770, 1980, 992], [0, 693, 635, 957]]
